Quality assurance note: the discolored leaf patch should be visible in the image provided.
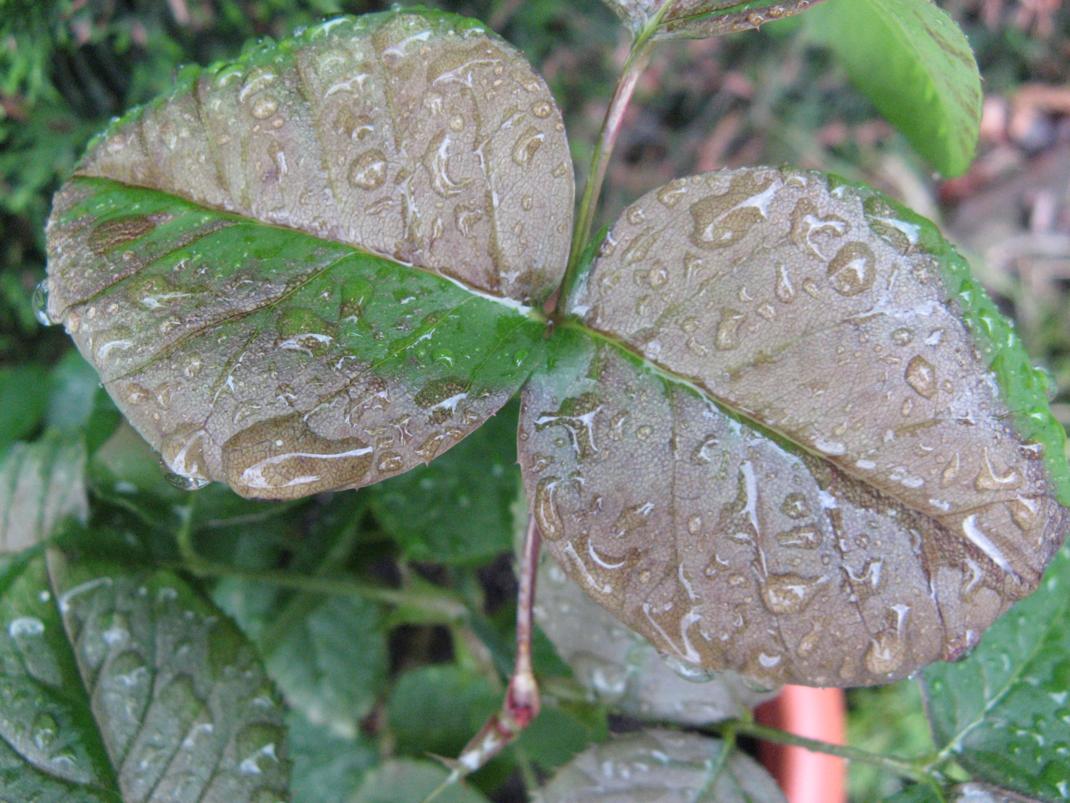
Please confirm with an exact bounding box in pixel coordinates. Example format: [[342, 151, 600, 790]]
[[44, 11, 572, 499], [519, 167, 1069, 686]]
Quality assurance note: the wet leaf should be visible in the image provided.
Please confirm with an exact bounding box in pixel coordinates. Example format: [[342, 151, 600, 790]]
[[45, 10, 571, 499], [535, 729, 785, 802], [370, 401, 520, 564], [602, 0, 824, 40], [287, 712, 378, 803], [0, 364, 49, 452], [387, 665, 499, 759], [536, 548, 776, 723], [805, 0, 982, 177], [519, 167, 1070, 686], [0, 431, 87, 555], [0, 552, 290, 801], [264, 594, 387, 737], [924, 546, 1070, 800]]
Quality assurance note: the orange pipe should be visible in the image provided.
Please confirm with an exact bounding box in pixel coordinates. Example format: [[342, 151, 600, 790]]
[[756, 686, 847, 803]]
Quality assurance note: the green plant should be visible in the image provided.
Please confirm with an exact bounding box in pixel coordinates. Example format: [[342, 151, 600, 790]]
[[4, 0, 1070, 800]]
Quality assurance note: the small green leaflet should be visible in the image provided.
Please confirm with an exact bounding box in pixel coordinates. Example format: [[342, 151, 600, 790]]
[[924, 546, 1070, 800], [806, 0, 983, 176]]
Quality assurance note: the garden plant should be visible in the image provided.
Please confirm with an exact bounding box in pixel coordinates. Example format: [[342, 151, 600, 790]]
[[3, 0, 1070, 800]]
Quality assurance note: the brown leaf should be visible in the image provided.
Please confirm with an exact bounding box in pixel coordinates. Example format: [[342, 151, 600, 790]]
[[519, 167, 1068, 685]]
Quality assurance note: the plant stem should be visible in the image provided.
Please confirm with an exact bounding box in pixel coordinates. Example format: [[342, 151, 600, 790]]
[[170, 499, 468, 622], [724, 719, 937, 787], [560, 4, 672, 306]]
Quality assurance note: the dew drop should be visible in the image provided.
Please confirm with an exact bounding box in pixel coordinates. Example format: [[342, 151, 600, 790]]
[[715, 309, 746, 351], [904, 355, 937, 398], [249, 95, 279, 119], [530, 100, 553, 119], [827, 242, 876, 296], [32, 281, 52, 326], [348, 149, 388, 190], [760, 573, 824, 614], [773, 263, 795, 304], [31, 712, 58, 751], [511, 126, 544, 166]]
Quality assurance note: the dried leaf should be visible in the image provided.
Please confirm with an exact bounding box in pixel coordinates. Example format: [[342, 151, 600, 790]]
[[519, 168, 1069, 686], [44, 11, 571, 499]]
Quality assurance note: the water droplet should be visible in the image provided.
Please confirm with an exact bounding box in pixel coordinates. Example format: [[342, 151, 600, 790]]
[[780, 492, 810, 519], [348, 149, 388, 190], [715, 308, 745, 351], [773, 263, 795, 303], [687, 514, 703, 534], [1009, 496, 1039, 530], [376, 450, 403, 473], [533, 477, 563, 540], [690, 434, 719, 465], [890, 327, 914, 346], [32, 281, 52, 326], [973, 447, 1022, 491], [531, 100, 553, 119], [646, 264, 668, 288], [760, 573, 824, 614], [511, 126, 544, 166], [827, 242, 876, 296], [904, 355, 937, 398], [249, 94, 279, 119], [31, 712, 58, 751], [161, 427, 210, 490], [656, 179, 687, 208], [775, 525, 820, 549]]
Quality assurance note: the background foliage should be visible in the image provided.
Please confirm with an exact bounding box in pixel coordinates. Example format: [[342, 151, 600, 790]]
[[2, 0, 1070, 800]]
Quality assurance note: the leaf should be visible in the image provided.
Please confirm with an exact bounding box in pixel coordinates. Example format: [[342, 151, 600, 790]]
[[535, 729, 785, 802], [950, 784, 1043, 803], [923, 546, 1070, 800], [387, 665, 499, 759], [265, 594, 387, 737], [519, 167, 1070, 686], [46, 350, 121, 453], [351, 759, 489, 803], [287, 712, 378, 803], [0, 552, 290, 801], [602, 0, 825, 40], [0, 364, 48, 452], [213, 502, 388, 738], [536, 547, 776, 723], [0, 431, 87, 555], [805, 0, 982, 177], [44, 10, 572, 499], [369, 401, 520, 564]]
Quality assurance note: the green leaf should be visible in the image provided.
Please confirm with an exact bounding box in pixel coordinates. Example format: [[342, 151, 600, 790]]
[[288, 712, 378, 803], [536, 729, 785, 802], [0, 431, 87, 555], [351, 759, 489, 803], [45, 10, 573, 500], [46, 350, 120, 452], [805, 0, 982, 177], [0, 552, 290, 801], [370, 401, 520, 565], [521, 167, 1069, 686], [387, 665, 499, 759], [265, 593, 387, 737], [923, 546, 1070, 799], [0, 364, 49, 452], [601, 0, 825, 40]]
